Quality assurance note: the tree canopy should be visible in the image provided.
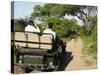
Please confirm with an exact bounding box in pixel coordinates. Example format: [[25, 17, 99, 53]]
[[31, 4, 97, 35]]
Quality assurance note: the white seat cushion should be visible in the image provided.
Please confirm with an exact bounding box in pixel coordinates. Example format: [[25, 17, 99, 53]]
[[40, 35, 52, 50], [15, 32, 26, 47], [27, 33, 39, 48]]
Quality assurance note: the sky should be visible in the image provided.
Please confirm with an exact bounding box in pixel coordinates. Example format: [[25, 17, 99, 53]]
[[13, 1, 44, 19], [12, 1, 83, 25]]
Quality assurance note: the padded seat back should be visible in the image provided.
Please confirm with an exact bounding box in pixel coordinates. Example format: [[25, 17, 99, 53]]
[[27, 33, 39, 48], [40, 35, 53, 50], [15, 32, 26, 47]]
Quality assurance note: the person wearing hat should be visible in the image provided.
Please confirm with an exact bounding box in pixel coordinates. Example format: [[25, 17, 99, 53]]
[[25, 20, 40, 33], [24, 20, 40, 47]]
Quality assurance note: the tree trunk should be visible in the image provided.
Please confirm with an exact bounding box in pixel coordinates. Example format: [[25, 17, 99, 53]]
[[84, 19, 92, 36]]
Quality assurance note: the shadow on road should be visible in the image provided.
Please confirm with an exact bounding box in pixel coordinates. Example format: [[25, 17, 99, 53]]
[[57, 52, 73, 71]]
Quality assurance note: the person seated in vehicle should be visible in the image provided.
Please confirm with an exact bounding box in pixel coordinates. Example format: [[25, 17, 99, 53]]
[[25, 20, 40, 33], [43, 22, 56, 39], [24, 20, 40, 47], [43, 22, 66, 53]]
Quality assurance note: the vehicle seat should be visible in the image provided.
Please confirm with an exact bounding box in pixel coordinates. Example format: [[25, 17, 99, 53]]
[[15, 32, 26, 48], [27, 32, 39, 49], [40, 35, 53, 51]]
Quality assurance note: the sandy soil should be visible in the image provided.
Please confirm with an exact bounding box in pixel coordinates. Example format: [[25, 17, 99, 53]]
[[65, 37, 97, 71]]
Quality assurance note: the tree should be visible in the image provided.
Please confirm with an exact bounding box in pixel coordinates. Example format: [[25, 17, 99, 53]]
[[14, 16, 30, 31], [31, 4, 97, 36], [45, 17, 79, 37], [31, 4, 66, 18], [63, 5, 97, 35], [31, 5, 42, 18]]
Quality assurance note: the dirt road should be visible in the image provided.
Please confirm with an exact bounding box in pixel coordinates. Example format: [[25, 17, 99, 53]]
[[65, 37, 97, 71]]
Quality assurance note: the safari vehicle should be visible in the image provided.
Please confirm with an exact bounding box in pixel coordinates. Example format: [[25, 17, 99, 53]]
[[11, 31, 64, 72]]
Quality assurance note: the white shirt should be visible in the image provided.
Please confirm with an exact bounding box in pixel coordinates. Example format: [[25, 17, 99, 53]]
[[43, 29, 56, 39], [25, 25, 40, 32]]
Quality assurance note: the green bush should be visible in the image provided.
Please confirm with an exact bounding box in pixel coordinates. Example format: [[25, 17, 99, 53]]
[[46, 17, 79, 37]]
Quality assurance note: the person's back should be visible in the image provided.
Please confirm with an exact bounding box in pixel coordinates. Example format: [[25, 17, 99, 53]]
[[43, 22, 66, 53], [43, 22, 56, 39], [25, 20, 40, 33]]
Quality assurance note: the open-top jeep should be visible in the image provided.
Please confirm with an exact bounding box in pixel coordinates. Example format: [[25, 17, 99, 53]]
[[11, 31, 64, 72]]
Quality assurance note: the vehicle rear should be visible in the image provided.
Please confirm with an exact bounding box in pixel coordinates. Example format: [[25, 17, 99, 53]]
[[11, 31, 62, 72]]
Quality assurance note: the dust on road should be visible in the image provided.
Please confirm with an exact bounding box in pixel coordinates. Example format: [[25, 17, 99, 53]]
[[65, 37, 97, 71]]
